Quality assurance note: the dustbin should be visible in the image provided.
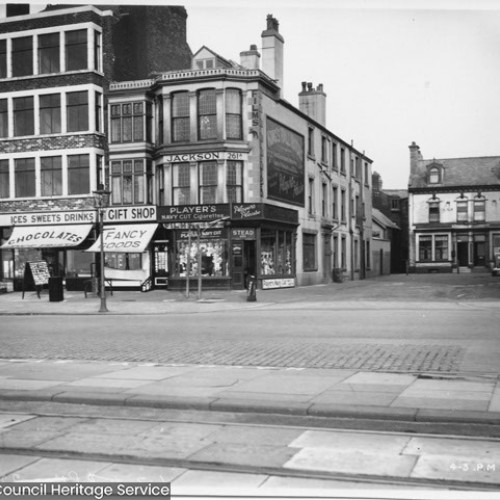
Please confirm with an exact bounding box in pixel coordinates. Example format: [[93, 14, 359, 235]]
[[48, 277, 64, 302]]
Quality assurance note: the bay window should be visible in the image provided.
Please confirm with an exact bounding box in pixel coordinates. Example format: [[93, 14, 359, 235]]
[[0, 39, 7, 78], [12, 36, 33, 77], [0, 99, 7, 137], [0, 160, 9, 199], [226, 161, 243, 203], [38, 33, 60, 74], [172, 163, 191, 204], [225, 89, 242, 139], [418, 235, 432, 261], [15, 158, 35, 197], [13, 96, 34, 136], [111, 102, 149, 142], [67, 91, 88, 132], [40, 94, 61, 134], [111, 159, 149, 205], [199, 161, 217, 203], [41, 156, 62, 196], [172, 92, 190, 142], [65, 30, 87, 71], [67, 154, 89, 195], [198, 89, 217, 140]]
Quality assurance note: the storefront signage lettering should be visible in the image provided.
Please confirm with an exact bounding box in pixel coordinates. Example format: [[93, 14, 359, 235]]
[[163, 152, 247, 163], [5, 229, 85, 247], [178, 228, 225, 240], [262, 278, 295, 289], [104, 206, 156, 222], [231, 228, 256, 240], [158, 205, 230, 223], [232, 204, 262, 219], [102, 228, 148, 250], [0, 211, 96, 226]]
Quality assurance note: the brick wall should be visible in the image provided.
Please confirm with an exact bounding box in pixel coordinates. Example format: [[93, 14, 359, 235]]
[[0, 197, 95, 212]]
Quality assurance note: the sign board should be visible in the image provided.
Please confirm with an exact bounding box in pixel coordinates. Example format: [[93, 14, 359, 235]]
[[162, 151, 248, 163], [0, 210, 96, 226], [231, 228, 256, 240], [27, 261, 50, 286], [104, 206, 156, 223], [158, 204, 230, 223], [262, 278, 295, 289]]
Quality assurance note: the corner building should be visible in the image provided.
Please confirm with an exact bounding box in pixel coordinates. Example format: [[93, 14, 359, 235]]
[[108, 15, 373, 291]]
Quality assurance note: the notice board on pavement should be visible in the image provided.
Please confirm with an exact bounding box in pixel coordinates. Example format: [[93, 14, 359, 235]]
[[23, 261, 50, 298]]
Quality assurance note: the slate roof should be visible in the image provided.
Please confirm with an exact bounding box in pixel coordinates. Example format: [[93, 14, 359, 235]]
[[372, 208, 400, 230], [409, 156, 500, 189]]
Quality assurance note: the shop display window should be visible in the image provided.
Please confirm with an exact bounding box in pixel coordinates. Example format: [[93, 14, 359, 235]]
[[105, 253, 142, 271], [261, 229, 294, 276], [176, 238, 228, 278]]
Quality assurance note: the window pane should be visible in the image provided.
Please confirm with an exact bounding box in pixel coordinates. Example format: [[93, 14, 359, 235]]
[[68, 154, 89, 194], [435, 235, 448, 261], [0, 160, 9, 198], [419, 235, 432, 261], [15, 158, 35, 197], [0, 99, 7, 137], [12, 36, 33, 77], [0, 40, 6, 78], [40, 94, 61, 134], [198, 89, 217, 140], [38, 33, 60, 74], [13, 96, 34, 136], [65, 30, 87, 71], [41, 156, 62, 196], [67, 91, 88, 132]]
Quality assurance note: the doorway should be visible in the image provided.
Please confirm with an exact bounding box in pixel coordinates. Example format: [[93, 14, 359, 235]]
[[457, 241, 469, 266], [231, 240, 256, 289]]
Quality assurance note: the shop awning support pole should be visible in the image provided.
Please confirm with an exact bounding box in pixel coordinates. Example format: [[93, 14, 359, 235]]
[[197, 225, 202, 300], [186, 225, 191, 299]]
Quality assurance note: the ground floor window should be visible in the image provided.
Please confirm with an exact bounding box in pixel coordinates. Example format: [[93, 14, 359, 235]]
[[261, 229, 294, 276], [302, 232, 317, 272], [175, 234, 229, 278], [418, 234, 449, 262], [105, 253, 142, 271]]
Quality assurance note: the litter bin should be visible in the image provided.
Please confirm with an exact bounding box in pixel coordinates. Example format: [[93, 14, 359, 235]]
[[247, 275, 257, 302], [48, 277, 64, 302]]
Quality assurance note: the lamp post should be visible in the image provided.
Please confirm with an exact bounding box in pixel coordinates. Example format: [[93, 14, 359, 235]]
[[93, 184, 110, 313]]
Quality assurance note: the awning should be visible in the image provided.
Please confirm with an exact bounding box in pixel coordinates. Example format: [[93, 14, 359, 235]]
[[86, 223, 158, 253], [1, 225, 93, 249]]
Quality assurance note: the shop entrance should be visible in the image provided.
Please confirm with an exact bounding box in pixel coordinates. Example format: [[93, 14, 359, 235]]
[[457, 241, 469, 266], [473, 241, 486, 266], [231, 240, 256, 289]]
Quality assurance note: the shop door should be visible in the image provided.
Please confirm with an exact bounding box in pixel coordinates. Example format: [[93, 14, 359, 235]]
[[474, 241, 486, 266], [457, 241, 469, 266], [244, 241, 256, 288], [231, 242, 244, 289], [153, 242, 169, 287]]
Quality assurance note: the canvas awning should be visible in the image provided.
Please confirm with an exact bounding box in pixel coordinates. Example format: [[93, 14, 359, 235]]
[[1, 225, 93, 249], [86, 223, 158, 253]]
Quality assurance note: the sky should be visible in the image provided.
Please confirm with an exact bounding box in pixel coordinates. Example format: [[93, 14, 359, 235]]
[[3, 0, 500, 188]]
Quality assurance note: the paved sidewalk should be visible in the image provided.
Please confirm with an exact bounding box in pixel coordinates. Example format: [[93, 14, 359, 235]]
[[0, 359, 499, 426]]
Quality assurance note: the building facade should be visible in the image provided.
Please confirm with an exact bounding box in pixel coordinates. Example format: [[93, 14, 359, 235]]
[[408, 142, 500, 273], [0, 7, 373, 292]]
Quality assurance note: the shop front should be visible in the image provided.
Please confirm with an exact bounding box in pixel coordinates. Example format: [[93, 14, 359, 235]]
[[0, 210, 96, 292], [157, 203, 298, 290]]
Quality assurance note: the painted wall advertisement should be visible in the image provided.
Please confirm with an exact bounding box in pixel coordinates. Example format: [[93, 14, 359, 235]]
[[266, 117, 305, 206]]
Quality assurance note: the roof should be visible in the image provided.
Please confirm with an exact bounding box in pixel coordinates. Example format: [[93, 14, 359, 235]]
[[409, 156, 500, 189], [372, 208, 400, 230]]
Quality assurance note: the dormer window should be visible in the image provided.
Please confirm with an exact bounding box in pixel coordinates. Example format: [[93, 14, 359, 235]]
[[427, 162, 443, 184]]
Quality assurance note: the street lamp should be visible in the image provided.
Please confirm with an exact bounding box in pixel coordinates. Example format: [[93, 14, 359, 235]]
[[93, 184, 111, 313]]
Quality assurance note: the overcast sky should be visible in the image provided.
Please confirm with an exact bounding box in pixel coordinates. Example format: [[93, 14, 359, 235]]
[[3, 0, 500, 188]]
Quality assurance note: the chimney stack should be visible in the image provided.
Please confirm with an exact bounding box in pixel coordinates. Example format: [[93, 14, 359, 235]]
[[261, 14, 284, 94], [240, 44, 260, 70], [299, 82, 327, 126], [409, 141, 422, 173]]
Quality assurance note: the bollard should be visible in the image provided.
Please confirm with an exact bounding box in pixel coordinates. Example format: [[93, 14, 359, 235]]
[[246, 275, 257, 302]]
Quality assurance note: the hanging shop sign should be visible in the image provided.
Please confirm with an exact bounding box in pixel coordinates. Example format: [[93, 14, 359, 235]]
[[163, 151, 248, 163], [231, 228, 256, 240], [262, 278, 295, 289], [0, 210, 96, 226], [158, 204, 230, 223], [103, 205, 156, 223]]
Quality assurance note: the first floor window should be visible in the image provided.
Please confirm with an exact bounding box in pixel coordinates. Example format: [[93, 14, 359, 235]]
[[172, 163, 191, 204], [172, 92, 190, 142], [0, 99, 7, 138], [303, 232, 317, 271], [67, 154, 89, 195], [474, 199, 485, 222], [456, 200, 468, 222], [40, 94, 61, 134], [418, 235, 432, 261], [429, 201, 440, 223], [65, 29, 87, 71], [12, 36, 33, 77], [225, 89, 242, 139], [41, 156, 62, 196], [199, 161, 217, 203], [0, 39, 6, 78], [0, 160, 9, 198], [198, 89, 217, 140], [15, 158, 35, 197], [111, 159, 147, 205], [38, 32, 60, 74], [14, 96, 34, 136], [226, 161, 243, 203], [67, 91, 88, 132]]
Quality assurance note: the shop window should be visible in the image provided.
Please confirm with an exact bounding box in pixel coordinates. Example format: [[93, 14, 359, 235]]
[[473, 199, 485, 222], [41, 156, 62, 196], [199, 161, 217, 203], [172, 162, 191, 204], [67, 154, 89, 195], [111, 159, 146, 205], [14, 157, 35, 197], [0, 99, 7, 137], [0, 39, 6, 78], [226, 89, 242, 139], [303, 232, 317, 271], [39, 94, 61, 134], [38, 33, 60, 74], [176, 237, 228, 277], [435, 235, 448, 261], [0, 159, 9, 198], [94, 31, 102, 72], [172, 91, 190, 142], [277, 231, 293, 275], [456, 200, 468, 222], [198, 89, 217, 140], [67, 91, 88, 132], [261, 230, 276, 276], [105, 253, 142, 271], [13, 96, 34, 136], [226, 161, 243, 203], [66, 250, 93, 277], [65, 29, 87, 71], [428, 201, 440, 223], [418, 235, 432, 262], [12, 36, 33, 77]]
